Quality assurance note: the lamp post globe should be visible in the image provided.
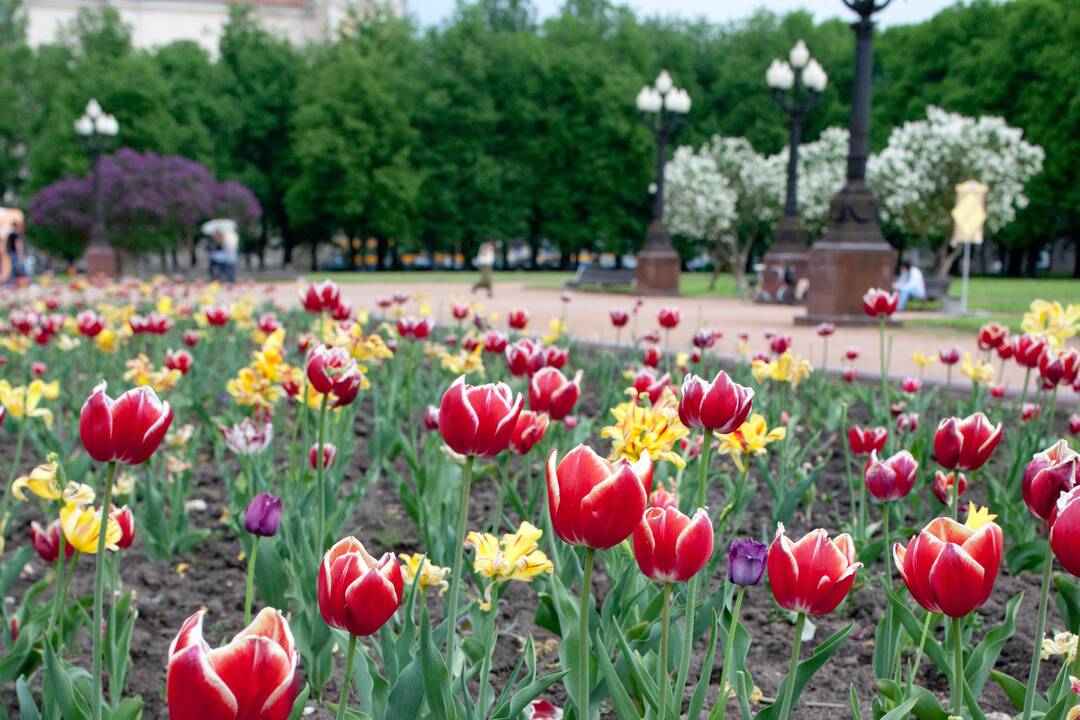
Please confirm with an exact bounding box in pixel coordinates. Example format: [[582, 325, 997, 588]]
[[75, 99, 120, 277]]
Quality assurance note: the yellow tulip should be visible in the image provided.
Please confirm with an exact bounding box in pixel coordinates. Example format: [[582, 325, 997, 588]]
[[601, 388, 688, 469], [715, 413, 787, 471], [11, 461, 61, 501], [59, 503, 122, 554], [0, 379, 56, 427], [399, 553, 451, 596]]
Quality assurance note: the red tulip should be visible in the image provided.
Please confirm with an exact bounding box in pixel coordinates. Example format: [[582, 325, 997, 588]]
[[1041, 348, 1079, 386], [996, 336, 1016, 360], [305, 346, 363, 406], [423, 405, 440, 431], [933, 412, 1002, 471], [938, 347, 960, 365], [376, 296, 393, 309], [79, 382, 173, 465], [893, 515, 1002, 617], [76, 310, 105, 337], [506, 339, 541, 377], [864, 449, 918, 501], [181, 330, 200, 347], [896, 412, 919, 434], [452, 302, 469, 320], [167, 608, 298, 720], [31, 362, 46, 377], [900, 376, 922, 394], [392, 292, 409, 305], [769, 335, 792, 355], [657, 307, 681, 329], [977, 322, 1007, 351], [1070, 414, 1080, 436], [30, 520, 74, 562], [1050, 486, 1080, 576], [1014, 334, 1046, 369], [642, 345, 661, 368], [844, 347, 860, 361], [546, 445, 650, 549], [258, 313, 281, 334], [545, 346, 569, 369], [862, 288, 898, 317], [205, 306, 230, 327], [890, 401, 907, 417], [1021, 403, 1042, 422], [309, 443, 337, 469], [299, 280, 341, 314], [649, 486, 679, 510], [508, 309, 529, 330], [632, 506, 713, 583], [610, 309, 629, 328], [527, 699, 562, 720], [318, 537, 403, 637], [510, 410, 550, 456], [528, 368, 581, 421], [842, 367, 857, 383], [164, 349, 193, 375], [483, 330, 508, 354], [932, 470, 968, 505], [816, 322, 836, 337], [438, 377, 523, 457], [989, 383, 1005, 399], [631, 368, 671, 405], [109, 505, 136, 549], [692, 328, 718, 349], [767, 524, 861, 615], [847, 425, 887, 455], [678, 370, 754, 433], [1022, 440, 1079, 521], [397, 316, 432, 340]]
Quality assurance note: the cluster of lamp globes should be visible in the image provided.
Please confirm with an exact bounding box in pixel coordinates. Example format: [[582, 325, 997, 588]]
[[634, 70, 692, 115], [73, 98, 119, 138], [766, 39, 828, 93]]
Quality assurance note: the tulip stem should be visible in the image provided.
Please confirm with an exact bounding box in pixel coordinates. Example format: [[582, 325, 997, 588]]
[[48, 551, 78, 645], [950, 616, 965, 717], [878, 316, 888, 411], [658, 583, 673, 720], [245, 538, 259, 626], [444, 454, 474, 671], [677, 436, 713, 701], [577, 546, 595, 718], [906, 611, 935, 702], [776, 612, 806, 720], [716, 586, 746, 720], [316, 392, 329, 554], [336, 633, 358, 720], [1021, 546, 1054, 720], [91, 460, 116, 720]]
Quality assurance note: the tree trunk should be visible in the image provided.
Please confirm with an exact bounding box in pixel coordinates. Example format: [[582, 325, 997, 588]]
[[933, 241, 963, 278], [375, 235, 387, 271], [1072, 233, 1080, 278], [309, 234, 318, 272]]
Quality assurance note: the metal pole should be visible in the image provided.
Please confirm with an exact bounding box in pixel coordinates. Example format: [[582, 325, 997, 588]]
[[90, 142, 106, 247], [960, 241, 971, 314]]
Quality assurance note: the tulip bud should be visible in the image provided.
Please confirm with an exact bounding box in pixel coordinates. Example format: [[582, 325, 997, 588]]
[[933, 412, 1002, 471], [438, 377, 523, 457], [244, 492, 283, 537], [727, 538, 767, 586], [318, 537, 403, 636], [932, 470, 968, 506], [767, 525, 861, 615], [862, 288, 899, 317], [989, 383, 1005, 399], [844, 347, 860, 361], [900, 377, 922, 394], [769, 335, 792, 355], [529, 368, 582, 421], [205, 306, 230, 327], [977, 322, 1007, 351], [547, 445, 650, 549], [816, 322, 835, 337], [258, 313, 281, 334], [632, 507, 713, 583], [30, 520, 74, 562], [110, 505, 136, 549], [507, 309, 529, 330], [679, 371, 754, 434], [1014, 334, 1046, 369], [864, 449, 918, 502], [642, 345, 661, 368], [309, 443, 337, 470], [181, 330, 200, 347], [80, 382, 173, 465], [423, 405, 440, 431], [657, 307, 681, 329], [938, 347, 960, 365], [1022, 440, 1079, 521], [452, 302, 469, 320], [31, 361, 46, 377], [609, 309, 629, 327], [1070, 414, 1080, 437], [1050, 486, 1080, 576], [1021, 403, 1041, 422], [164, 349, 193, 375], [510, 410, 549, 456], [842, 367, 857, 383], [847, 425, 887, 456]]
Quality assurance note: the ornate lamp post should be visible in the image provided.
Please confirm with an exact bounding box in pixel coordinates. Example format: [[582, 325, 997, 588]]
[[802, 0, 897, 324], [761, 40, 828, 301], [634, 70, 691, 294], [74, 99, 119, 277]]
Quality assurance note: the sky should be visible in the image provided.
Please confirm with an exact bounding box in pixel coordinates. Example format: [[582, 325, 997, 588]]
[[408, 0, 960, 28]]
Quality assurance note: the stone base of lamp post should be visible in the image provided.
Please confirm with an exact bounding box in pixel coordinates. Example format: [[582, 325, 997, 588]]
[[797, 179, 898, 326], [84, 244, 118, 278], [759, 215, 809, 302], [635, 219, 680, 294]]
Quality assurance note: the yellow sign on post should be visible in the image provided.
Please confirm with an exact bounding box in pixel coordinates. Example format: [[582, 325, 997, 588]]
[[951, 179, 988, 313], [951, 179, 988, 245]]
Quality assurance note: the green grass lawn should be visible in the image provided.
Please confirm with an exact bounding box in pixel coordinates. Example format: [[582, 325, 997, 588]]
[[904, 276, 1080, 333]]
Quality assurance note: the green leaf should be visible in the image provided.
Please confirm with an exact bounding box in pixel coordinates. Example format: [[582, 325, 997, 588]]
[[879, 696, 919, 720], [15, 677, 41, 720], [106, 696, 143, 720], [687, 611, 719, 720], [593, 635, 642, 720], [386, 659, 424, 719], [884, 586, 947, 676], [418, 608, 455, 720], [875, 680, 949, 720], [754, 623, 853, 720], [965, 592, 1023, 696], [43, 640, 89, 720], [287, 684, 312, 720], [989, 669, 1047, 713], [848, 684, 862, 720], [1053, 573, 1080, 630], [491, 671, 569, 720]]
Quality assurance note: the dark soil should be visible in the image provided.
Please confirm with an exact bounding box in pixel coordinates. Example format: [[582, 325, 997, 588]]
[[2, 392, 1074, 720]]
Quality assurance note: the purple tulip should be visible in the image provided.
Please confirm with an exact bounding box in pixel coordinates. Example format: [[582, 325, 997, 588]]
[[727, 538, 767, 586], [244, 492, 282, 537]]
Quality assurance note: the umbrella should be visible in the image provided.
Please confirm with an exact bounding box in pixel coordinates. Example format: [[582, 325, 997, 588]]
[[201, 218, 237, 236]]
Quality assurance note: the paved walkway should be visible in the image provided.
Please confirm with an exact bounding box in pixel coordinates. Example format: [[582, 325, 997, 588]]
[[271, 279, 1075, 398]]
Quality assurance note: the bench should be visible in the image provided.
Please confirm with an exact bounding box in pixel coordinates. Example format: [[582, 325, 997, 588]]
[[565, 266, 636, 289], [924, 277, 951, 301]]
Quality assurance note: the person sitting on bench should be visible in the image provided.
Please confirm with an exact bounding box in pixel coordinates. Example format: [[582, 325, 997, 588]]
[[893, 261, 926, 311]]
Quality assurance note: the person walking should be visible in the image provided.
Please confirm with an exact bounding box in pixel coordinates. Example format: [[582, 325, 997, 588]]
[[472, 240, 495, 297]]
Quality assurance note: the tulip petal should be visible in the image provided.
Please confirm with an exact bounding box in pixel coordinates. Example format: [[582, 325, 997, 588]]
[[167, 612, 238, 720], [929, 544, 984, 617], [439, 377, 480, 456], [580, 461, 648, 549], [207, 636, 292, 717]]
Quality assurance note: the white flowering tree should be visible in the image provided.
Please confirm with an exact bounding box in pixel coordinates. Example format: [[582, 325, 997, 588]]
[[867, 106, 1045, 276], [766, 126, 849, 241], [664, 145, 740, 290]]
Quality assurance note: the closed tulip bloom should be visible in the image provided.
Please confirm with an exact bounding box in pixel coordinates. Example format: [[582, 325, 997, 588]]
[[727, 538, 768, 586], [182, 329, 200, 347], [678, 370, 754, 433], [30, 520, 74, 562], [309, 443, 337, 470], [1014, 334, 1047, 368], [816, 322, 836, 337], [632, 368, 670, 404], [510, 410, 549, 456], [649, 486, 679, 510], [330, 300, 353, 322], [546, 445, 650, 550], [692, 328, 718, 349], [258, 313, 281, 334], [318, 537, 404, 637], [632, 506, 713, 583], [545, 346, 569, 369], [110, 505, 136, 549], [299, 280, 341, 314], [76, 310, 105, 337], [996, 336, 1016, 359], [167, 608, 299, 720], [423, 405, 440, 431], [977, 322, 1008, 351], [451, 302, 469, 320], [483, 330, 509, 354], [900, 376, 922, 394], [1022, 440, 1079, 521], [397, 316, 432, 340], [893, 510, 1002, 617], [439, 376, 523, 457], [1021, 403, 1042, 422], [642, 345, 661, 368], [610, 309, 629, 327], [505, 339, 540, 377], [933, 413, 1002, 471], [862, 288, 899, 317], [164, 349, 193, 375], [933, 470, 968, 505], [305, 346, 363, 406], [769, 335, 792, 355], [842, 367, 857, 383], [205, 306, 230, 326], [847, 425, 888, 456], [767, 524, 861, 616], [938, 346, 960, 365], [1070, 414, 1080, 436], [657, 307, 681, 329], [508, 309, 529, 330], [989, 383, 1006, 399], [529, 367, 582, 421], [864, 449, 918, 501], [1050, 487, 1080, 576], [79, 382, 174, 465], [245, 493, 283, 537]]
